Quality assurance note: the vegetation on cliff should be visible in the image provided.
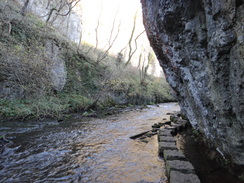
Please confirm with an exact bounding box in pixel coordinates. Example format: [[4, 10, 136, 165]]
[[0, 1, 175, 121]]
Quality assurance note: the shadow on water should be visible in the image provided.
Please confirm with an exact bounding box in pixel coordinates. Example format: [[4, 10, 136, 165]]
[[0, 103, 180, 183]]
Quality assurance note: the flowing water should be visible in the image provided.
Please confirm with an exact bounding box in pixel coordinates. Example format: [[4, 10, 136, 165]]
[[0, 103, 180, 183]]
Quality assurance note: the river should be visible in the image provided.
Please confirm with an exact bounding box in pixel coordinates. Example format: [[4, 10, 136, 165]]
[[0, 103, 180, 183]]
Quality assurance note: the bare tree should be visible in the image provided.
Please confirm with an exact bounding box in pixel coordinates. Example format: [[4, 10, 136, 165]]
[[125, 30, 145, 66], [93, 5, 121, 63], [94, 1, 103, 51], [138, 51, 155, 86], [118, 12, 145, 66], [20, 0, 81, 24], [124, 12, 137, 65], [96, 19, 121, 63], [21, 0, 29, 16], [44, 0, 81, 24]]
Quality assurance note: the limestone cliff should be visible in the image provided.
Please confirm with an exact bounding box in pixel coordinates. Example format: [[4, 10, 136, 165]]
[[16, 0, 82, 44], [141, 0, 244, 165], [0, 1, 67, 99]]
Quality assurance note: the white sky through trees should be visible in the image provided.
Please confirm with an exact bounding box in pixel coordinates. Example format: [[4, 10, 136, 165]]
[[76, 0, 163, 77]]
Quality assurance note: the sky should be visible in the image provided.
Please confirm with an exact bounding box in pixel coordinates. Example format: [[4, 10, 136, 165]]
[[74, 0, 163, 77]]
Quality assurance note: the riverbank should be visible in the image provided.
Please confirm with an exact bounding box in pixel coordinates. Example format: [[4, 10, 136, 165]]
[[0, 103, 151, 123]]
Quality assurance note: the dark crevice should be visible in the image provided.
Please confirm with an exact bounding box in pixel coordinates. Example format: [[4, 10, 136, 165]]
[[236, 0, 244, 8], [176, 127, 244, 183]]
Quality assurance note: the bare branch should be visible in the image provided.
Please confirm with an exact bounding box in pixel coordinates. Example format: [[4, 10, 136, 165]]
[[124, 12, 137, 65], [96, 5, 121, 63], [118, 11, 146, 66], [125, 30, 145, 66], [55, 0, 81, 17], [97, 21, 121, 63], [94, 1, 103, 51], [44, 0, 81, 24], [139, 51, 151, 86], [21, 0, 30, 16], [108, 6, 119, 45]]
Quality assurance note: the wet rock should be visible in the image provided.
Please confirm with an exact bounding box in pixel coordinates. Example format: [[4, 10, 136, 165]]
[[159, 142, 178, 155], [0, 136, 10, 154], [0, 137, 10, 144], [146, 133, 153, 137], [158, 136, 175, 143], [141, 0, 244, 165], [170, 115, 179, 123], [170, 124, 187, 136], [166, 160, 195, 176], [158, 129, 172, 136], [130, 130, 151, 139], [163, 150, 187, 161], [0, 146, 3, 154], [170, 171, 200, 183], [151, 123, 161, 128], [162, 121, 171, 126], [139, 136, 147, 140]]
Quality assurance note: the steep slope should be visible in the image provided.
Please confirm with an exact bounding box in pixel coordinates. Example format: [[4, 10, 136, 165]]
[[141, 0, 244, 166], [0, 1, 174, 121]]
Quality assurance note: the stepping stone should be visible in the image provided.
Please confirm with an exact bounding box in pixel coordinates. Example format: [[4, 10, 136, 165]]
[[163, 150, 187, 161], [159, 141, 177, 155], [158, 129, 172, 136], [158, 136, 175, 142], [166, 160, 195, 176], [170, 171, 200, 183]]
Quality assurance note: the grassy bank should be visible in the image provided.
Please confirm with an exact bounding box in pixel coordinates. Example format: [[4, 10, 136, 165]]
[[0, 1, 175, 122]]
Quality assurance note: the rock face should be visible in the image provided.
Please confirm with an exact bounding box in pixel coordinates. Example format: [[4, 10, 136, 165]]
[[0, 2, 67, 99], [16, 0, 82, 43], [45, 39, 67, 92], [0, 38, 67, 99], [141, 0, 244, 165]]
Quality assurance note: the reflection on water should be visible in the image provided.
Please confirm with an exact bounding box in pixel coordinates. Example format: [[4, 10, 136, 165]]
[[0, 103, 179, 183]]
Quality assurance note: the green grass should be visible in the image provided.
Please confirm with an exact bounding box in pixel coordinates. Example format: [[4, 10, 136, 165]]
[[0, 94, 93, 121]]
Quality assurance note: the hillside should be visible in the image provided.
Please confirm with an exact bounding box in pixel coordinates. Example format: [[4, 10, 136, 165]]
[[0, 1, 175, 121]]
